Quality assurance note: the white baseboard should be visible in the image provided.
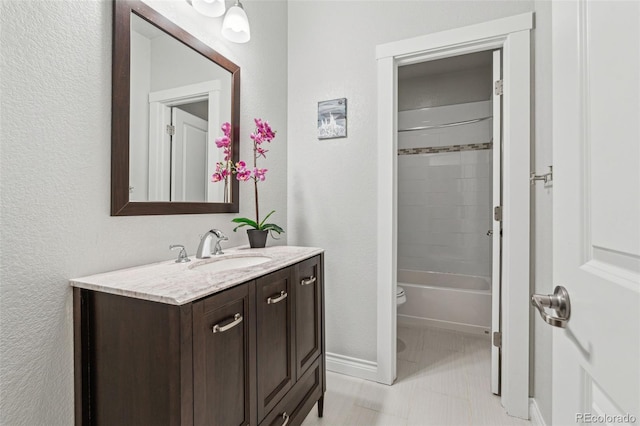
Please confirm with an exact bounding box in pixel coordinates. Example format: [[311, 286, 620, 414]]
[[529, 398, 547, 426], [325, 352, 378, 382]]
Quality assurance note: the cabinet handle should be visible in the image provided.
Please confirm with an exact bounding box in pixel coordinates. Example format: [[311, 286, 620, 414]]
[[267, 290, 288, 305], [280, 412, 289, 426], [301, 276, 316, 286], [212, 313, 243, 333]]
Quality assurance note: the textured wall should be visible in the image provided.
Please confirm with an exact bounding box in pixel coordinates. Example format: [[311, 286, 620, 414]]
[[0, 0, 287, 424], [287, 0, 535, 364]]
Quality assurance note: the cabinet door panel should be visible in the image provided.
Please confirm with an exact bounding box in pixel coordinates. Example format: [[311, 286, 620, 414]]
[[258, 358, 323, 426], [193, 282, 256, 426], [294, 256, 323, 378], [256, 267, 295, 422]]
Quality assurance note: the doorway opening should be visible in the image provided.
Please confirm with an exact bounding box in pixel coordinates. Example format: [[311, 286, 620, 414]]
[[395, 50, 503, 398], [376, 13, 533, 419]]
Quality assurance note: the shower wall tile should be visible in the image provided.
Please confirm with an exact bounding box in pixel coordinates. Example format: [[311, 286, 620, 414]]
[[397, 193, 428, 207], [456, 178, 490, 193], [425, 153, 462, 166], [461, 150, 491, 164], [397, 150, 492, 278], [462, 164, 491, 178], [425, 166, 463, 181]]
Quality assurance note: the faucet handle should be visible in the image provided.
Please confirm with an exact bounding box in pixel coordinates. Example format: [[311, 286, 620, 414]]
[[170, 244, 191, 263], [211, 229, 228, 240], [210, 230, 228, 255]]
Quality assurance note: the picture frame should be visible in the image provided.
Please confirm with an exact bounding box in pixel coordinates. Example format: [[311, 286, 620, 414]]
[[317, 98, 347, 139]]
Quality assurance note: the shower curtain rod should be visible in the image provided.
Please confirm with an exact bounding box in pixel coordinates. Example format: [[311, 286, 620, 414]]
[[398, 116, 492, 132]]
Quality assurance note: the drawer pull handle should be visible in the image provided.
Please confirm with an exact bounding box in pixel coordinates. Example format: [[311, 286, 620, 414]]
[[212, 313, 243, 333], [301, 276, 316, 286], [280, 412, 290, 426], [267, 290, 288, 305]]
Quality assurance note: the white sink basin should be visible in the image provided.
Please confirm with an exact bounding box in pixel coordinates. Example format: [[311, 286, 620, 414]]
[[190, 256, 272, 273]]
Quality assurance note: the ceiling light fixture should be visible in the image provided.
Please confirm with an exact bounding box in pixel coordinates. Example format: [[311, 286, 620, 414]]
[[221, 0, 251, 44], [191, 0, 226, 18]]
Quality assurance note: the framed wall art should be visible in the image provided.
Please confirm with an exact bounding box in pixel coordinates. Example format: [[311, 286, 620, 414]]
[[317, 98, 347, 139]]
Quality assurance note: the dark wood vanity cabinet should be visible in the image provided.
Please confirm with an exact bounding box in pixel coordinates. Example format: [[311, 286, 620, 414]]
[[193, 281, 256, 426], [74, 254, 324, 426]]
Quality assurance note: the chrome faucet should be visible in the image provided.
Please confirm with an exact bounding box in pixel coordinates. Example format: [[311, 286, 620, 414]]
[[196, 229, 228, 258]]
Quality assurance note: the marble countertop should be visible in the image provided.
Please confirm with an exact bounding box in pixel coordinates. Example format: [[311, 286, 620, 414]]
[[70, 245, 323, 305]]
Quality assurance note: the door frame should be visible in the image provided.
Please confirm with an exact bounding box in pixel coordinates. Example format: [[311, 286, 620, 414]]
[[375, 12, 533, 419], [147, 80, 221, 201]]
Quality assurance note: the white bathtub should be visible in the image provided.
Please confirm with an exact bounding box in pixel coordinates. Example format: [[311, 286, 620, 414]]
[[397, 269, 491, 335]]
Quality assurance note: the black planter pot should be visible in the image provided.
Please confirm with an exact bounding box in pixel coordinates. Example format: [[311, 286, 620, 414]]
[[247, 229, 268, 248]]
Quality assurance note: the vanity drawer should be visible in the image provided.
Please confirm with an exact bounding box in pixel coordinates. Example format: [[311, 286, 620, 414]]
[[259, 357, 323, 426]]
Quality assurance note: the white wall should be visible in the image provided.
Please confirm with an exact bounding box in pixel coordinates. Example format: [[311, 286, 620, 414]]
[[0, 0, 288, 424], [150, 31, 232, 93], [288, 0, 535, 365]]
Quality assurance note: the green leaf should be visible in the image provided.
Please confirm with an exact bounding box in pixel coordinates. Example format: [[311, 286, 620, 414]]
[[231, 217, 258, 232], [232, 223, 250, 232], [261, 223, 284, 234], [259, 210, 276, 228]]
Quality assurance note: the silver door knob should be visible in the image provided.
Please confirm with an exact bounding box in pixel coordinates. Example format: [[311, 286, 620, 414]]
[[531, 286, 571, 328]]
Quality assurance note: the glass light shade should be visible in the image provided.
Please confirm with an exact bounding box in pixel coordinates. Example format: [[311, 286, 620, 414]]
[[192, 0, 225, 18], [221, 2, 250, 43]]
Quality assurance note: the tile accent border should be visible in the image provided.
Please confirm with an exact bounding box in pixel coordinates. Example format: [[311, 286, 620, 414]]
[[398, 142, 492, 155]]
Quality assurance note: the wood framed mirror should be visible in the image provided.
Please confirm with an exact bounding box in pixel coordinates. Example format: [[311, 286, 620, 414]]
[[111, 0, 240, 215]]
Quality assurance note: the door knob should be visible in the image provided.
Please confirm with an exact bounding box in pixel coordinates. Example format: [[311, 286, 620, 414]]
[[531, 286, 571, 328]]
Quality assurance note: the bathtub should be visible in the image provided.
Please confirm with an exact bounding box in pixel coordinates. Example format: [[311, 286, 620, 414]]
[[397, 269, 491, 335]]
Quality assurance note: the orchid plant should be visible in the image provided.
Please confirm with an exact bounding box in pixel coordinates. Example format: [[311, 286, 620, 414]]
[[212, 119, 284, 236]]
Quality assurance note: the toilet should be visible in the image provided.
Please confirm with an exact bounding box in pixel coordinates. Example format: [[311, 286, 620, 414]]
[[397, 286, 407, 306]]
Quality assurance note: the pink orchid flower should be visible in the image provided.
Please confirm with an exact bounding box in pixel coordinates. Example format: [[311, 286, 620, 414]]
[[253, 168, 268, 181]]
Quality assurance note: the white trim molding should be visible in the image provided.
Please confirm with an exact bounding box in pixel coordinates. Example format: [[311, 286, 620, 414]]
[[325, 352, 378, 382], [376, 12, 533, 419], [529, 398, 548, 426]]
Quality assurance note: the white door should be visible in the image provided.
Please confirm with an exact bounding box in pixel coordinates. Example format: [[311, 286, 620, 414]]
[[491, 48, 502, 396], [171, 108, 208, 202], [551, 1, 639, 424]]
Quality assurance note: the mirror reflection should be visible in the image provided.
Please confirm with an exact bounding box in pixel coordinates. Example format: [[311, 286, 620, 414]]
[[128, 14, 232, 203]]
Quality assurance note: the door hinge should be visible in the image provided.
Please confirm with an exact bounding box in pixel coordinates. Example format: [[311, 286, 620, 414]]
[[494, 206, 503, 222], [495, 80, 503, 96], [493, 331, 502, 348], [166, 125, 175, 136]]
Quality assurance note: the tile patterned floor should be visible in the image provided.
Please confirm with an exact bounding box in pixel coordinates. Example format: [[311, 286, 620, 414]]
[[302, 326, 531, 426]]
